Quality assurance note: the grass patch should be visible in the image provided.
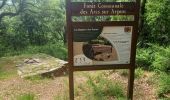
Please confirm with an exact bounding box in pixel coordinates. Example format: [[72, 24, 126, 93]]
[[119, 68, 144, 79], [87, 76, 125, 100], [0, 57, 17, 80], [0, 54, 46, 80], [73, 72, 126, 99], [16, 93, 36, 100], [24, 75, 52, 83], [0, 53, 61, 80], [0, 70, 17, 80]]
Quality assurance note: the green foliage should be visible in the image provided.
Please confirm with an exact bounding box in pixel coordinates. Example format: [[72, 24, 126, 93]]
[[0, 0, 66, 52], [136, 45, 170, 73], [22, 43, 67, 60], [158, 73, 170, 98], [0, 57, 17, 80], [136, 47, 154, 70], [16, 93, 35, 100], [119, 68, 144, 79], [0, 43, 67, 60], [151, 45, 170, 73], [87, 76, 125, 99], [24, 75, 51, 83], [0, 70, 17, 80], [140, 0, 170, 46], [135, 68, 144, 79]]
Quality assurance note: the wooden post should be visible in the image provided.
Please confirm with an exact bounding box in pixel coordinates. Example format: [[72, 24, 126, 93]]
[[69, 70, 74, 100], [127, 0, 140, 99], [127, 68, 135, 100], [66, 0, 74, 100]]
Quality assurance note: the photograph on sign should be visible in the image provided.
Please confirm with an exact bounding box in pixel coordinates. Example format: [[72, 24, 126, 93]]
[[73, 26, 133, 66]]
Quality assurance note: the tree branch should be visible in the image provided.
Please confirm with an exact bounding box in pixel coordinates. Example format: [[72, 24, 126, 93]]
[[11, 0, 18, 11], [0, 0, 26, 22], [0, 0, 7, 9]]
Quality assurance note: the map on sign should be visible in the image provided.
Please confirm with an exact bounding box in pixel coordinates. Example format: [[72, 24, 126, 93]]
[[73, 26, 133, 66]]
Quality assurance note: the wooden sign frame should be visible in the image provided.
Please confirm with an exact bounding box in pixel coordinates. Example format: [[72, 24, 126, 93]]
[[66, 0, 141, 100]]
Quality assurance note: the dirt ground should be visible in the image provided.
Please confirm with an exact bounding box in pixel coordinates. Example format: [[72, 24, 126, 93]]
[[0, 54, 159, 100], [0, 71, 158, 100]]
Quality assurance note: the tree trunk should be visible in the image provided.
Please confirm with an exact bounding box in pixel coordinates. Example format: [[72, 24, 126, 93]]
[[140, 0, 147, 32]]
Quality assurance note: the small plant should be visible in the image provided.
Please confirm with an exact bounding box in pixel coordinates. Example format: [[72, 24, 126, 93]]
[[158, 73, 170, 99], [137, 45, 170, 73], [16, 93, 35, 100], [87, 76, 125, 99], [135, 68, 144, 79]]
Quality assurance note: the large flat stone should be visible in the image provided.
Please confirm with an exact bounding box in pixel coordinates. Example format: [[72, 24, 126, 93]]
[[16, 54, 68, 78]]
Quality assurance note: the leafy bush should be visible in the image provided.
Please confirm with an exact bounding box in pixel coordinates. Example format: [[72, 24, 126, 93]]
[[136, 45, 170, 73], [136, 47, 154, 70], [151, 45, 170, 73], [141, 0, 170, 45]]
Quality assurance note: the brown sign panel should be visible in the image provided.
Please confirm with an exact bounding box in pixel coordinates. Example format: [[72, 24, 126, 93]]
[[71, 2, 137, 16], [67, 0, 141, 69], [66, 0, 141, 100]]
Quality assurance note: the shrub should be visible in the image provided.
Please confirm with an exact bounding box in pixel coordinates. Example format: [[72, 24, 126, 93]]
[[136, 47, 154, 70], [151, 45, 170, 73], [136, 45, 170, 73]]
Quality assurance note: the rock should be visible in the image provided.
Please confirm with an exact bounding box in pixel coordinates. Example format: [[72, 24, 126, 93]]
[[17, 54, 68, 78], [24, 58, 41, 64]]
